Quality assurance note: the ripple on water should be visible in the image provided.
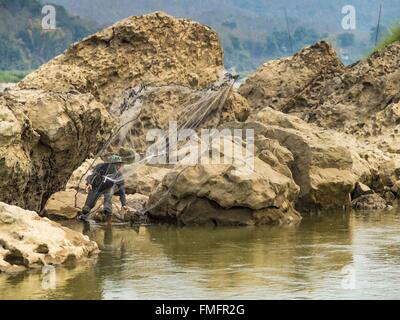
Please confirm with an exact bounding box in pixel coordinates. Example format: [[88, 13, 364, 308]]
[[1, 210, 400, 299]]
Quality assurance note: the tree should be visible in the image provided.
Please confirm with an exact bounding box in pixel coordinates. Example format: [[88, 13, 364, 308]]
[[293, 27, 320, 47]]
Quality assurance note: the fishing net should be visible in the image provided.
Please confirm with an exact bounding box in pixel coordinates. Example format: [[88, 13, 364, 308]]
[[73, 72, 251, 220]]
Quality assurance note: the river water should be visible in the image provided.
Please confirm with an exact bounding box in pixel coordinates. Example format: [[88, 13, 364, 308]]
[[1, 210, 400, 299]]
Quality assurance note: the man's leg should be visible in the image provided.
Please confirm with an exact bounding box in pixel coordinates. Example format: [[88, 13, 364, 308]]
[[80, 189, 101, 221], [103, 188, 113, 224]]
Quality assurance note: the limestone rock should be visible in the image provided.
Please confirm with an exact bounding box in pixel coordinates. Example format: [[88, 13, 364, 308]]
[[226, 108, 373, 211], [239, 41, 343, 113], [123, 164, 172, 195], [351, 193, 388, 211], [391, 180, 400, 196], [0, 90, 113, 211], [147, 148, 301, 226], [352, 182, 374, 200], [254, 135, 294, 178], [43, 189, 87, 220], [239, 41, 400, 190], [284, 42, 400, 139], [18, 12, 224, 106], [240, 41, 400, 139], [0, 202, 98, 273]]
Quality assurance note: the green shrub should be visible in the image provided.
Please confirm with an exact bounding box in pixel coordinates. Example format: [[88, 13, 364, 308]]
[[0, 70, 30, 83], [373, 22, 400, 52]]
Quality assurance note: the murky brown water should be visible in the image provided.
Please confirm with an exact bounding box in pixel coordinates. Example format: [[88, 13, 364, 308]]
[[1, 210, 400, 299]]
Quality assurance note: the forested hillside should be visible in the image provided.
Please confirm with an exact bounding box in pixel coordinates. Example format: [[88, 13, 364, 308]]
[[0, 0, 97, 70], [0, 0, 399, 76], [51, 0, 400, 71]]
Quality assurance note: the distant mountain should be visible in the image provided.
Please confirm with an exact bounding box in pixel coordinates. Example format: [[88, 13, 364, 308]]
[[1, 0, 399, 74], [0, 0, 98, 70], [50, 0, 400, 71], [49, 0, 400, 32]]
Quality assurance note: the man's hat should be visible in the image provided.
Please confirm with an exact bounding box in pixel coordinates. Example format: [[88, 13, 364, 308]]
[[107, 155, 123, 164]]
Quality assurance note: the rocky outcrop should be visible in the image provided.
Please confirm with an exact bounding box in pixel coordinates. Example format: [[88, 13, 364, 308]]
[[239, 41, 400, 142], [1, 12, 235, 212], [225, 108, 372, 212], [43, 190, 88, 220], [0, 202, 98, 273], [238, 41, 400, 211], [239, 41, 344, 113], [0, 90, 113, 211], [147, 139, 301, 226], [123, 164, 172, 195], [351, 193, 389, 211], [279, 42, 400, 141], [18, 12, 224, 106]]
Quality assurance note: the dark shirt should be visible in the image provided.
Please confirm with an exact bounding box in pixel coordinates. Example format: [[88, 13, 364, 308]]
[[86, 163, 127, 206]]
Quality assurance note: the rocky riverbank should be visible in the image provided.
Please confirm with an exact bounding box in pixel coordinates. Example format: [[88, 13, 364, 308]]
[[1, 12, 399, 272], [0, 202, 98, 273]]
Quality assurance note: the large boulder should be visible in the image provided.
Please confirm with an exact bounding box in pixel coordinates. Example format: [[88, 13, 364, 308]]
[[43, 189, 88, 220], [0, 90, 113, 211], [239, 41, 400, 138], [351, 193, 388, 211], [123, 164, 172, 195], [112, 81, 250, 155], [0, 202, 98, 273], [239, 41, 344, 113], [226, 108, 372, 212], [147, 140, 301, 226], [18, 12, 224, 106], [279, 42, 400, 137]]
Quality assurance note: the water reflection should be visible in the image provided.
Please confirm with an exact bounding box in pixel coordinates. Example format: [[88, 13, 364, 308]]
[[1, 210, 400, 299]]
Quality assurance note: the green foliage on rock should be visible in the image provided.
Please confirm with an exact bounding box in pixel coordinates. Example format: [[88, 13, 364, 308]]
[[374, 22, 400, 51]]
